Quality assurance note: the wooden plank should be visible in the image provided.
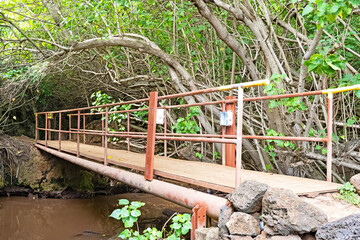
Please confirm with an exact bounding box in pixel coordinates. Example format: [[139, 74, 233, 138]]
[[38, 141, 341, 195]]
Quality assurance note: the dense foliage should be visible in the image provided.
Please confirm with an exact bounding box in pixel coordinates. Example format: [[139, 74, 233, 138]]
[[1, 0, 360, 181]]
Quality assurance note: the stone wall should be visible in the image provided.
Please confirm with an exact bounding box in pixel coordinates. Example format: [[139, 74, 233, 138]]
[[196, 180, 360, 240]]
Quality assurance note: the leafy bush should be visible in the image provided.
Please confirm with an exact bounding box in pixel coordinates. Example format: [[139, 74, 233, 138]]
[[172, 106, 200, 134], [334, 182, 360, 207], [110, 199, 192, 240]]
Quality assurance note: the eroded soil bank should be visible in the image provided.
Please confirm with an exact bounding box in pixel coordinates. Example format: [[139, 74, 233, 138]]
[[0, 134, 128, 197]]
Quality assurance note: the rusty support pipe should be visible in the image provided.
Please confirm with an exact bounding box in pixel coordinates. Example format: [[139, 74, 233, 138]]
[[327, 93, 333, 182], [35, 144, 227, 219]]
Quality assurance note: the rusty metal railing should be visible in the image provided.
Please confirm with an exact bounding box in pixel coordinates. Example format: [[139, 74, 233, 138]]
[[35, 82, 360, 187]]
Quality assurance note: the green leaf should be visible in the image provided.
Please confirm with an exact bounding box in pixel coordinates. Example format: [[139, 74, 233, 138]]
[[118, 199, 129, 205], [130, 201, 145, 209], [302, 4, 314, 16], [119, 229, 131, 239], [172, 222, 182, 230], [131, 209, 141, 217], [109, 209, 122, 220]]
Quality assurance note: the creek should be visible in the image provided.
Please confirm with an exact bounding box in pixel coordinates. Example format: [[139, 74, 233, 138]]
[[0, 193, 190, 240]]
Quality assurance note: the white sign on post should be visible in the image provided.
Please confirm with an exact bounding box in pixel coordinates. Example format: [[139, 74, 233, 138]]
[[156, 109, 165, 124], [220, 111, 233, 126]]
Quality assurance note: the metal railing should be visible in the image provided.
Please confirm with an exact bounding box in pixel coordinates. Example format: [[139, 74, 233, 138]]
[[35, 81, 360, 187]]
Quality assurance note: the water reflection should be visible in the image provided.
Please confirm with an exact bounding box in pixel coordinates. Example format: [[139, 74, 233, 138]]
[[0, 193, 190, 240]]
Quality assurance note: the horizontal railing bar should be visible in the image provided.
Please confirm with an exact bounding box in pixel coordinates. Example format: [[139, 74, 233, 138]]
[[36, 98, 150, 114], [158, 80, 269, 100], [38, 128, 326, 142], [243, 90, 324, 102], [243, 135, 327, 142]]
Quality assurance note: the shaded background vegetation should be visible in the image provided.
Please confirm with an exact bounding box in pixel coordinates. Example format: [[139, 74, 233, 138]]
[[1, 0, 360, 182]]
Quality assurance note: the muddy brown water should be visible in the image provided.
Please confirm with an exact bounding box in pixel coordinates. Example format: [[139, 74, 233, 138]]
[[0, 193, 190, 240]]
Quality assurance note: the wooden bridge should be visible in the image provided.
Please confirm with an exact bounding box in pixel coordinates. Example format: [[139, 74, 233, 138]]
[[35, 80, 360, 236]]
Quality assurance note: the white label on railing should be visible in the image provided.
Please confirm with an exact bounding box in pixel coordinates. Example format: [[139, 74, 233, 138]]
[[220, 111, 233, 126], [156, 109, 165, 125]]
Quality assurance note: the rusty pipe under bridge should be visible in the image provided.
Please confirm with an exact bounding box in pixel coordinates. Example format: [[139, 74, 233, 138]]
[[36, 144, 227, 219]]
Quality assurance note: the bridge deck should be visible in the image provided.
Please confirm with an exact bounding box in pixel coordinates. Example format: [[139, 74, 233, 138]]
[[38, 141, 341, 196]]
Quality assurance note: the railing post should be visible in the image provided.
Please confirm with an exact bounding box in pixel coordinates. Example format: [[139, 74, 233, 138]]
[[45, 113, 48, 147], [102, 113, 105, 147], [69, 114, 71, 140], [48, 117, 51, 141], [59, 112, 62, 151], [225, 96, 236, 167], [35, 113, 38, 144], [235, 88, 244, 187], [127, 111, 130, 151], [164, 107, 167, 157], [83, 114, 86, 144], [144, 92, 158, 181], [221, 102, 226, 165], [77, 110, 80, 157], [326, 93, 333, 182], [104, 107, 109, 165]]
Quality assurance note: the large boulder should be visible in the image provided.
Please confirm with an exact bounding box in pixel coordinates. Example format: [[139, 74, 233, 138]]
[[226, 212, 260, 236], [350, 174, 360, 194], [315, 214, 360, 240], [218, 204, 234, 237], [195, 227, 219, 240], [262, 188, 327, 235], [227, 180, 269, 213]]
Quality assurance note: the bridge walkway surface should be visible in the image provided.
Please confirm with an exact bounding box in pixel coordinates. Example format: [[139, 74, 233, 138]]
[[37, 140, 341, 196]]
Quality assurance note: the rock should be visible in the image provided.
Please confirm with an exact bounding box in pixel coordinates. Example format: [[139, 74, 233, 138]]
[[218, 204, 234, 237], [227, 180, 269, 213], [226, 236, 253, 240], [300, 193, 360, 222], [254, 231, 267, 240], [266, 236, 301, 240], [262, 188, 327, 235], [226, 212, 260, 236], [350, 174, 360, 194], [195, 227, 219, 240], [302, 233, 316, 240], [315, 214, 360, 240]]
